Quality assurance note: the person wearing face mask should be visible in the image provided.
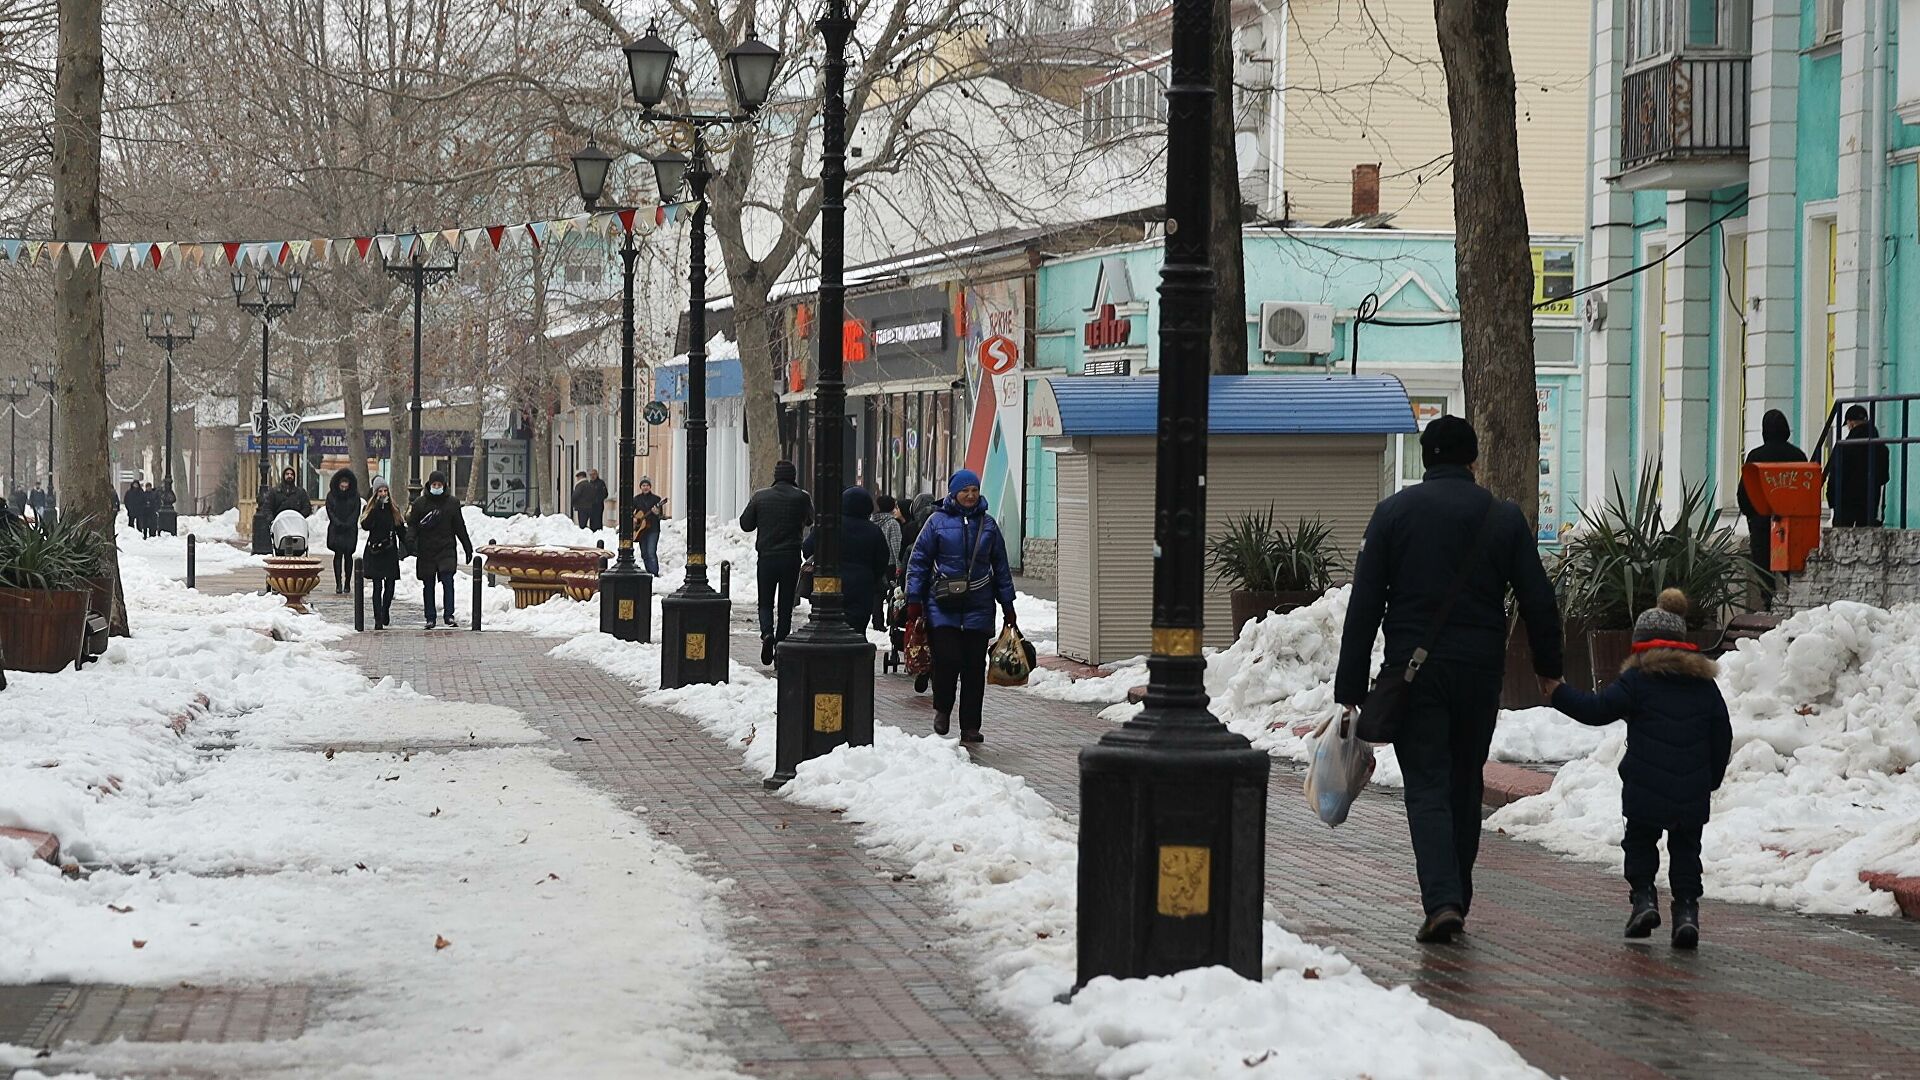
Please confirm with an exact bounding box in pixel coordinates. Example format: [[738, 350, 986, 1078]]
[[324, 468, 362, 593], [360, 477, 405, 629], [264, 466, 312, 519], [406, 470, 474, 629]]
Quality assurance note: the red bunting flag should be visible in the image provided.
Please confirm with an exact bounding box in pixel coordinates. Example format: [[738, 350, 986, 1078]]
[[655, 206, 666, 227], [485, 225, 507, 250], [353, 236, 372, 259], [222, 242, 241, 265], [618, 209, 637, 234], [89, 242, 108, 265]]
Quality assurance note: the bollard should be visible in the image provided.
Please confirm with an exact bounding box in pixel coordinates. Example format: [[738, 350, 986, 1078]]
[[470, 555, 484, 632], [186, 534, 196, 589], [353, 557, 365, 632], [720, 560, 731, 599]]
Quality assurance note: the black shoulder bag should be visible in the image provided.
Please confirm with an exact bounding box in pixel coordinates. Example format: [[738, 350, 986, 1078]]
[[932, 518, 991, 610], [1356, 494, 1499, 744]]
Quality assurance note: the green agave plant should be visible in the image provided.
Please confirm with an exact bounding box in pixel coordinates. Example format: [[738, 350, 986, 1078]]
[[1207, 507, 1346, 594], [1552, 463, 1748, 630], [0, 515, 107, 591]]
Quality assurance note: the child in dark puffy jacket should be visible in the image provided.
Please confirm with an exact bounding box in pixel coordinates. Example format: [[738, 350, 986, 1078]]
[[1542, 588, 1732, 949]]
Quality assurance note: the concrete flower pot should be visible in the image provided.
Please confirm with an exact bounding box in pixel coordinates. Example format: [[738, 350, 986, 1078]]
[[264, 556, 324, 613], [477, 545, 612, 609]]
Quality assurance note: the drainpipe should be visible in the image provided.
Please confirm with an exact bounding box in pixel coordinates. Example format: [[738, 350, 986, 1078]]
[[1867, 0, 1890, 397], [1265, 0, 1288, 218]]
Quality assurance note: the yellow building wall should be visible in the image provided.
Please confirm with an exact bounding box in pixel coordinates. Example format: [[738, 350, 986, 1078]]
[[1279, 0, 1590, 233]]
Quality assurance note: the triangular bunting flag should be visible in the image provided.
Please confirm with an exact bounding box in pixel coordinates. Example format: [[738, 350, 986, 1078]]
[[132, 242, 154, 268], [1, 239, 22, 262], [377, 235, 399, 262], [656, 205, 669, 227], [354, 236, 374, 260], [311, 238, 329, 263], [461, 228, 485, 251], [525, 220, 549, 248], [221, 242, 241, 266], [618, 209, 638, 234], [485, 225, 507, 251], [569, 212, 593, 237], [289, 240, 310, 264], [180, 243, 202, 268], [440, 228, 460, 251], [89, 242, 110, 266], [548, 218, 572, 245], [23, 240, 40, 265], [154, 242, 174, 268], [275, 242, 290, 265]]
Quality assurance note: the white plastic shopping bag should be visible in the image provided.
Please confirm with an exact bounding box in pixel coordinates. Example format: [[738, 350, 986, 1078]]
[[1303, 711, 1376, 827]]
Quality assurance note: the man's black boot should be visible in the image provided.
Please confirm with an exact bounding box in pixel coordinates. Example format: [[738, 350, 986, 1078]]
[[1625, 889, 1661, 938], [1415, 906, 1464, 944], [1671, 900, 1699, 949]]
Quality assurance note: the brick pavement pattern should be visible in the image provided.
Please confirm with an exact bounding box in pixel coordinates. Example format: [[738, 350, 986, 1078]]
[[871, 664, 1920, 1080]]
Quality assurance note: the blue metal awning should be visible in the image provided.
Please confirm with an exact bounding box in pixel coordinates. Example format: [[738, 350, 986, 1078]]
[[1028, 374, 1416, 437]]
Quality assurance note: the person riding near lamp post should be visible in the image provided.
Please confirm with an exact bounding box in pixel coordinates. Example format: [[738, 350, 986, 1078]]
[[407, 470, 473, 629], [905, 470, 1017, 745], [632, 477, 667, 577]]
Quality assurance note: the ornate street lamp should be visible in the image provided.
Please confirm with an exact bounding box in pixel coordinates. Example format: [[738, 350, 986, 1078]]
[[233, 268, 302, 554], [570, 139, 650, 643], [767, 0, 870, 787], [2, 378, 25, 500], [381, 229, 459, 503], [143, 309, 198, 533], [1073, 0, 1270, 987], [617, 18, 783, 688], [29, 361, 56, 522]]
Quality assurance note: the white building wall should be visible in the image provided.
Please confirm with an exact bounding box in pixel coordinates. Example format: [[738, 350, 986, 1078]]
[[1584, 0, 1637, 502], [1743, 0, 1802, 445]]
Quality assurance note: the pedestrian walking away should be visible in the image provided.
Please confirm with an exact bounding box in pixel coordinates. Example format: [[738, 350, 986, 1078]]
[[124, 481, 147, 533], [804, 486, 892, 634], [141, 482, 159, 537], [585, 469, 608, 532], [265, 466, 312, 518], [570, 470, 592, 529], [1828, 404, 1891, 527], [360, 477, 406, 630], [632, 477, 667, 577], [1736, 408, 1806, 609], [407, 470, 473, 629], [1542, 589, 1732, 949], [740, 459, 813, 664], [1333, 415, 1563, 944], [904, 492, 936, 552], [871, 493, 904, 628], [324, 468, 361, 594], [905, 469, 1017, 744]]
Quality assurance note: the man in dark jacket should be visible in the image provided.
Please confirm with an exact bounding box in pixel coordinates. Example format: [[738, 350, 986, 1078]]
[[585, 469, 608, 531], [1828, 404, 1890, 528], [265, 467, 312, 517], [407, 469, 474, 629], [1334, 416, 1563, 944], [740, 459, 814, 664], [124, 481, 147, 533], [1736, 409, 1806, 609], [804, 487, 892, 634], [570, 471, 592, 528]]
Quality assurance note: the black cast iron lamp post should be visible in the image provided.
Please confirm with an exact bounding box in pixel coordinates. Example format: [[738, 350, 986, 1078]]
[[232, 268, 301, 555], [30, 361, 56, 520], [3, 378, 26, 500], [767, 0, 871, 788], [1073, 0, 1270, 987], [382, 230, 459, 504], [618, 18, 781, 688], [142, 309, 197, 534], [571, 139, 650, 643]]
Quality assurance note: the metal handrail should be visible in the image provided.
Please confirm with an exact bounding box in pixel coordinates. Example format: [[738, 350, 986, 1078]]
[[1810, 393, 1920, 528]]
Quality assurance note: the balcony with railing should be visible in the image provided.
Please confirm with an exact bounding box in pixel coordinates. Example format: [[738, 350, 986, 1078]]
[[1617, 55, 1750, 191]]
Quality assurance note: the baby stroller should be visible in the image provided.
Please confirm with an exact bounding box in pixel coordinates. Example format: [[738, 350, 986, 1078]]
[[270, 510, 311, 556], [882, 581, 907, 674]]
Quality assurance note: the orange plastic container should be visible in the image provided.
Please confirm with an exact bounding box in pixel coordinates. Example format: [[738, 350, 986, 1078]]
[[1741, 462, 1825, 572]]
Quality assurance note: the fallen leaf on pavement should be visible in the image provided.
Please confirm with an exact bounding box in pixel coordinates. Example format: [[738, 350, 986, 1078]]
[[1303, 968, 1320, 980], [429, 807, 441, 818], [434, 935, 452, 950], [324, 747, 335, 760], [572, 735, 593, 742], [107, 904, 133, 914], [354, 862, 368, 870], [132, 940, 147, 949], [1243, 1049, 1274, 1067]]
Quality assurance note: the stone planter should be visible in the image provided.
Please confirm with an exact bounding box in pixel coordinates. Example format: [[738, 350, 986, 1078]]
[[561, 571, 601, 602], [264, 556, 324, 613], [0, 587, 90, 672], [1228, 590, 1319, 639], [478, 545, 612, 609]]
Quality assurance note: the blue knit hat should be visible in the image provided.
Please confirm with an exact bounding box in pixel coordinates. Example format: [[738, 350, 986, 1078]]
[[948, 469, 981, 496]]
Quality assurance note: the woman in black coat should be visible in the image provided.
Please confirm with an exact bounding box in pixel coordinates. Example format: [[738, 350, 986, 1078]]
[[359, 477, 405, 629], [802, 486, 892, 634], [124, 482, 147, 533], [406, 470, 473, 629], [324, 468, 361, 594]]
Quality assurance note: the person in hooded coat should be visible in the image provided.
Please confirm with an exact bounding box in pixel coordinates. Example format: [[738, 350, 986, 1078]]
[[124, 481, 147, 533], [803, 486, 892, 634], [1828, 404, 1891, 528], [324, 468, 362, 593], [265, 466, 313, 518], [140, 482, 159, 537], [1735, 409, 1806, 609], [407, 469, 473, 629], [905, 470, 1017, 744], [359, 477, 405, 629]]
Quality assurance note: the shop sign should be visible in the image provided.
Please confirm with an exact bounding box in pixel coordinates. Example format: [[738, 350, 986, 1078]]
[[1082, 356, 1130, 377], [1084, 304, 1132, 350], [978, 334, 1019, 375]]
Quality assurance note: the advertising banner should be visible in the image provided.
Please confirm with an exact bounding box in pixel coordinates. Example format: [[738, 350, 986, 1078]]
[[962, 280, 1026, 568]]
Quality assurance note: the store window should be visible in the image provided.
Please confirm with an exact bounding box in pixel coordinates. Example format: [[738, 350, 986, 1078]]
[[1531, 247, 1577, 316], [1398, 397, 1451, 488]]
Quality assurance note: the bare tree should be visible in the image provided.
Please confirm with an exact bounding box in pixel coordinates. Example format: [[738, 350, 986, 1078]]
[[1434, 0, 1536, 525]]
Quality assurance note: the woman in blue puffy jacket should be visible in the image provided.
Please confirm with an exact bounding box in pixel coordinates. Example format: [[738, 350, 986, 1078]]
[[905, 469, 1017, 743]]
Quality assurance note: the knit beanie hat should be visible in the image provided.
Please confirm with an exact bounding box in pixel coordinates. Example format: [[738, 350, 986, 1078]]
[[1632, 588, 1690, 644], [1420, 415, 1478, 468], [773, 460, 798, 484], [948, 469, 982, 496]]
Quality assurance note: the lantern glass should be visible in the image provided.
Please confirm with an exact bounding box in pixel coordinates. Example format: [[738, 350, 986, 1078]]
[[650, 152, 690, 203], [571, 143, 614, 208], [727, 35, 781, 113], [623, 31, 678, 109], [288, 269, 303, 297]]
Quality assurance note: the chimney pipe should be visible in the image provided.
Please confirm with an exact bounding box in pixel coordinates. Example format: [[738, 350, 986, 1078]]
[[1351, 163, 1381, 218]]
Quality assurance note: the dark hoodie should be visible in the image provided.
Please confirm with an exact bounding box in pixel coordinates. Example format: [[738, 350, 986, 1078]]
[[266, 470, 312, 517], [803, 487, 891, 631], [1737, 409, 1807, 521], [406, 470, 473, 578], [1829, 415, 1891, 527], [324, 468, 362, 554]]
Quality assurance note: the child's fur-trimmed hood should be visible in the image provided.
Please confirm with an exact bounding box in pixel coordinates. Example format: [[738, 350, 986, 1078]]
[[1621, 647, 1718, 679]]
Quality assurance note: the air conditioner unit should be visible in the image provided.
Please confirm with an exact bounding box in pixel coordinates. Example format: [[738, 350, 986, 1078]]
[[1259, 301, 1335, 355]]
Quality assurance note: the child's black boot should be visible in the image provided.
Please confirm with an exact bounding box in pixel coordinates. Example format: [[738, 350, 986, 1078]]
[[1670, 900, 1699, 949], [1625, 889, 1661, 938]]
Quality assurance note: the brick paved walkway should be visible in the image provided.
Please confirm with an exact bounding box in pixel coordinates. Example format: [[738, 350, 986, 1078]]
[[860, 658, 1920, 1080]]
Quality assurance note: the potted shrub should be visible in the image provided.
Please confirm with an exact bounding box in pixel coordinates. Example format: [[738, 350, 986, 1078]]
[[1207, 507, 1344, 636], [0, 517, 94, 672], [1552, 464, 1748, 688]]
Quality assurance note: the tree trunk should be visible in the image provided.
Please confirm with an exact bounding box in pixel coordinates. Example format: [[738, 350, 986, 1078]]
[[334, 304, 370, 490], [52, 0, 126, 635], [735, 284, 783, 490], [1211, 0, 1248, 375], [1435, 0, 1538, 528]]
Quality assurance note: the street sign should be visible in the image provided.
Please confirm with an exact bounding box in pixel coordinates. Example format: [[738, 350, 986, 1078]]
[[1082, 357, 1130, 377], [250, 411, 302, 437], [643, 401, 669, 426]]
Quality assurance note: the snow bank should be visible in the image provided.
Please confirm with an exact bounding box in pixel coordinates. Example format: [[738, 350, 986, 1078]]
[[559, 635, 1543, 1079], [1493, 600, 1920, 916]]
